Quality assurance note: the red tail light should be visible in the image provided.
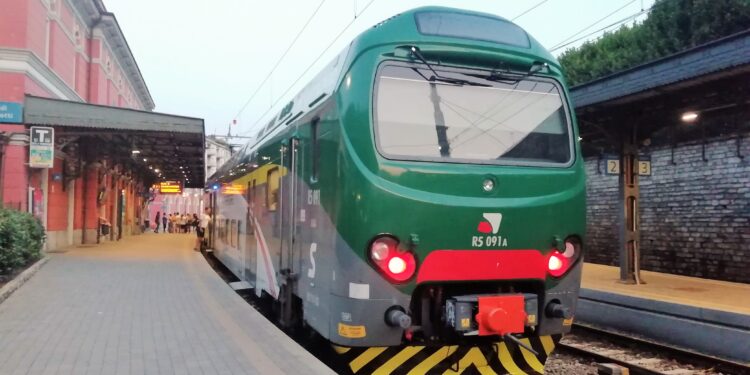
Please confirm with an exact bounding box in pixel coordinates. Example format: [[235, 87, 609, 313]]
[[369, 236, 416, 283], [547, 251, 569, 277], [547, 238, 581, 277]]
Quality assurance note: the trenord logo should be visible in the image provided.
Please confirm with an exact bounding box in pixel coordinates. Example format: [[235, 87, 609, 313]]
[[477, 213, 503, 234]]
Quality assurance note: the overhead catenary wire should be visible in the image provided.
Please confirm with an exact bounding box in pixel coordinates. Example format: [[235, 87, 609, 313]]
[[239, 0, 377, 135], [549, 6, 652, 52], [511, 0, 549, 21], [549, 0, 637, 50], [231, 0, 327, 123]]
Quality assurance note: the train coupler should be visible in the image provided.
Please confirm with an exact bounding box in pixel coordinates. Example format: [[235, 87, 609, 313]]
[[445, 293, 538, 336]]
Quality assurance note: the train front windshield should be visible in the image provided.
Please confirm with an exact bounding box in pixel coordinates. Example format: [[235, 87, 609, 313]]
[[374, 64, 573, 166]]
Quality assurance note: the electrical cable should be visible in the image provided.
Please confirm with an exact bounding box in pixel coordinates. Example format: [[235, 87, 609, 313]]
[[549, 0, 636, 50], [239, 0, 377, 135], [231, 0, 327, 123], [550, 7, 650, 52], [511, 0, 549, 21]]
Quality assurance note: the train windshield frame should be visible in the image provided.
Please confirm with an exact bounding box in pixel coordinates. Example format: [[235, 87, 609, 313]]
[[373, 62, 575, 167]]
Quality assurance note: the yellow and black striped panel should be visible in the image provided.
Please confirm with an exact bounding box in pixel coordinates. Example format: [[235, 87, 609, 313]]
[[333, 335, 561, 375]]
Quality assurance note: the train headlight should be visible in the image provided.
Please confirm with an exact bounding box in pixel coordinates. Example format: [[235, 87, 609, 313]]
[[368, 235, 417, 283], [370, 239, 391, 261]]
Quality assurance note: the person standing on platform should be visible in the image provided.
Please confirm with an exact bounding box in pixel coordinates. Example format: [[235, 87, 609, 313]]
[[154, 212, 161, 233], [162, 213, 168, 233], [180, 214, 187, 233], [191, 213, 199, 233], [195, 207, 211, 251]]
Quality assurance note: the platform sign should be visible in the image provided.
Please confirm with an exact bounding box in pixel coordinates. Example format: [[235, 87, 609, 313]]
[[0, 101, 23, 123], [605, 158, 620, 175], [159, 180, 182, 194], [638, 160, 652, 176], [29, 126, 54, 168]]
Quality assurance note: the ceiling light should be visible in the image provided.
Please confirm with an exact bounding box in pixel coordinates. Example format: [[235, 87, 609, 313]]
[[143, 158, 147, 162], [131, 149, 141, 154], [154, 168, 160, 173], [681, 111, 699, 123]]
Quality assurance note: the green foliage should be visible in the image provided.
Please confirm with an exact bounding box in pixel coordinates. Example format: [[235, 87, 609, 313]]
[[559, 0, 750, 86], [0, 208, 45, 276]]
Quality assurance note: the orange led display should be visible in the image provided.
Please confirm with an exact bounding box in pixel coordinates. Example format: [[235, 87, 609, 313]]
[[159, 181, 182, 194]]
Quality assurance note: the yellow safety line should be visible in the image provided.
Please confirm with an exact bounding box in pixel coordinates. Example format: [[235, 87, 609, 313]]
[[539, 336, 555, 356], [372, 346, 425, 375], [350, 347, 388, 373], [519, 339, 545, 374], [333, 345, 351, 354], [406, 346, 458, 375], [497, 343, 527, 375], [442, 347, 496, 375]]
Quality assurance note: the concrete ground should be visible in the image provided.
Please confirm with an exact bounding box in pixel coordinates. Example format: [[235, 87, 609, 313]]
[[0, 233, 333, 375]]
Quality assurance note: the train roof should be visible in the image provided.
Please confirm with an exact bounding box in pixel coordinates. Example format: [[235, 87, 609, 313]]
[[207, 6, 559, 186]]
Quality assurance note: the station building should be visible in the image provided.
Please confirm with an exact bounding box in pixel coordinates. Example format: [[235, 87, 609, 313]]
[[0, 0, 204, 250]]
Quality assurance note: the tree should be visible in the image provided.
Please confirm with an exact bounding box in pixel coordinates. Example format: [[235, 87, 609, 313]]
[[559, 0, 750, 86]]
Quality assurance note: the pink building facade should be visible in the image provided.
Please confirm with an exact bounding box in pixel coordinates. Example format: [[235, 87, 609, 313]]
[[0, 0, 156, 249]]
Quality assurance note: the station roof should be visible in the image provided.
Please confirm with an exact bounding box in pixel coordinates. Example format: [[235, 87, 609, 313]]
[[23, 95, 205, 188], [570, 30, 750, 154]]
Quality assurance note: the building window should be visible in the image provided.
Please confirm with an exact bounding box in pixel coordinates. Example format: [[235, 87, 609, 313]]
[[74, 24, 82, 47]]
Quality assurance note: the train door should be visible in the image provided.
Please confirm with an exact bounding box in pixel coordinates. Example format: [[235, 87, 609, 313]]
[[279, 137, 301, 327]]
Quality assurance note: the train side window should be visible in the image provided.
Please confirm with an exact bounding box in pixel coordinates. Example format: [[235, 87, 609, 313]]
[[251, 179, 256, 206], [230, 219, 236, 247], [267, 167, 280, 211], [311, 118, 320, 181], [236, 220, 241, 245]]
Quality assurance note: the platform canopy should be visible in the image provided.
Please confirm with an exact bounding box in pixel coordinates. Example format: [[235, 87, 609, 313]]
[[23, 95, 205, 187], [571, 29, 750, 155]]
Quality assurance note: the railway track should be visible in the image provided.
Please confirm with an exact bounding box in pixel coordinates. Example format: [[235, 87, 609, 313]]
[[557, 324, 750, 375]]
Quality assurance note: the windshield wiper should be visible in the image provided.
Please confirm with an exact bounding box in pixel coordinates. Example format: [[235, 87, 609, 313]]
[[467, 62, 550, 84], [408, 46, 490, 87]]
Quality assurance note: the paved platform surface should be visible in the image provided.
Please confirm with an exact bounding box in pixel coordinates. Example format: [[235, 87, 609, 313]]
[[579, 263, 750, 362], [0, 233, 334, 375], [582, 263, 750, 314]]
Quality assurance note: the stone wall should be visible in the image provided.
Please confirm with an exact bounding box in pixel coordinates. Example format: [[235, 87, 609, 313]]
[[585, 134, 750, 283]]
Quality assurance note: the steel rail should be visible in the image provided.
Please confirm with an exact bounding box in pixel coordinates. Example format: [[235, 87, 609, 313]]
[[559, 323, 750, 375]]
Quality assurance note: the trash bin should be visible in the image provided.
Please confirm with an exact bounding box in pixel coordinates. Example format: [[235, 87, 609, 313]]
[[100, 223, 110, 235]]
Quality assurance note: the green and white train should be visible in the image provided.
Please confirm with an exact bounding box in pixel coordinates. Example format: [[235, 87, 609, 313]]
[[206, 7, 586, 374]]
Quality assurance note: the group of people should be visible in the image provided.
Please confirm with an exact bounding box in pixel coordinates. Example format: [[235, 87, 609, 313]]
[[153, 211, 199, 233], [153, 208, 212, 252]]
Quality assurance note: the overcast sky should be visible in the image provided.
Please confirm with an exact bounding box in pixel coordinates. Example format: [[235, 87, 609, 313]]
[[104, 0, 656, 138]]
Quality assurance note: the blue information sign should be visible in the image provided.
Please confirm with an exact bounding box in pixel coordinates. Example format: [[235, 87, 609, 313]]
[[0, 101, 23, 123]]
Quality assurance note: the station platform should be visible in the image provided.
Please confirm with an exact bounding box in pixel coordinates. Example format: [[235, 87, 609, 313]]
[[0, 233, 334, 375], [577, 263, 750, 363]]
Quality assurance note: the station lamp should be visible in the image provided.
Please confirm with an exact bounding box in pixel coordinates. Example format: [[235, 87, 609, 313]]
[[681, 111, 699, 123]]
